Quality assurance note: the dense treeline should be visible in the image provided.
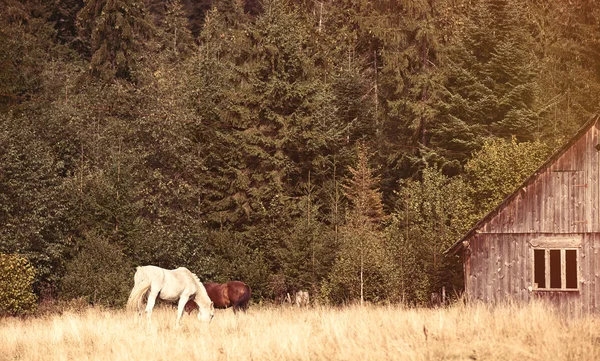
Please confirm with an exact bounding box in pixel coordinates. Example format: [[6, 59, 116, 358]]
[[0, 0, 598, 307]]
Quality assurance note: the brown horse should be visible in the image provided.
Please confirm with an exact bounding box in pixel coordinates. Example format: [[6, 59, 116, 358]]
[[185, 281, 251, 314]]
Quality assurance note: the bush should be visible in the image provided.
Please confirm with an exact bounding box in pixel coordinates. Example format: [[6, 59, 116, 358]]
[[60, 232, 131, 307], [0, 254, 38, 316]]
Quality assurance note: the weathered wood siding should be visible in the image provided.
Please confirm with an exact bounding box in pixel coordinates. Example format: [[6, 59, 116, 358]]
[[466, 233, 600, 314], [464, 121, 600, 313]]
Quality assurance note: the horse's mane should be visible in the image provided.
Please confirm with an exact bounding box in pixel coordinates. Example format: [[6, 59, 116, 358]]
[[190, 272, 202, 288], [185, 268, 210, 304]]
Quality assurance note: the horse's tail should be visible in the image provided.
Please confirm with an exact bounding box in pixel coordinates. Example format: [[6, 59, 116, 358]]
[[126, 267, 151, 312], [236, 283, 252, 311]]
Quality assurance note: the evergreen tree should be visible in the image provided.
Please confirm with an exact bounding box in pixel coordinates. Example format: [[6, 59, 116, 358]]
[[160, 0, 195, 60], [387, 166, 473, 305], [4, 0, 600, 306], [271, 181, 338, 298], [328, 143, 393, 304], [50, 0, 85, 49], [77, 0, 152, 80], [60, 231, 130, 306], [532, 0, 600, 141], [434, 0, 540, 168], [193, 0, 341, 232], [349, 0, 448, 184], [0, 113, 74, 287], [0, 0, 72, 110]]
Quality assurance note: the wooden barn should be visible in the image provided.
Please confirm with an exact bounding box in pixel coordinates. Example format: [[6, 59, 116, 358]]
[[446, 115, 600, 314]]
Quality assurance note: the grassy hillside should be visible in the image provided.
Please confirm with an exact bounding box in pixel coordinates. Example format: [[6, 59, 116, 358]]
[[1, 301, 598, 360]]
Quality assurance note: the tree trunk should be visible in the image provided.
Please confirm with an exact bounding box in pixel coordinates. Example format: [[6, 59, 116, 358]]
[[360, 245, 364, 305]]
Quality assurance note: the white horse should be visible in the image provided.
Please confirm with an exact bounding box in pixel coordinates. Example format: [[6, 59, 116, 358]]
[[127, 265, 215, 327]]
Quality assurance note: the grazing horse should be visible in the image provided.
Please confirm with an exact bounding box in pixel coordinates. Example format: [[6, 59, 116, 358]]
[[127, 265, 215, 327], [185, 281, 251, 314]]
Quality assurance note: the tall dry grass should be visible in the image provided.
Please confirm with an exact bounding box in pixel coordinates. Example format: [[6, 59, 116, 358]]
[[1, 300, 599, 360]]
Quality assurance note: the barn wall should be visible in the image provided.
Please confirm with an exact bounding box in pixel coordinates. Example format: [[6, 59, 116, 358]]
[[466, 233, 600, 314]]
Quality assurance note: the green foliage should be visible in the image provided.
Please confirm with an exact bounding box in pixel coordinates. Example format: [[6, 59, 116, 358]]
[[0, 0, 74, 111], [159, 0, 195, 60], [433, 0, 540, 173], [533, 1, 600, 141], [60, 232, 131, 306], [191, 0, 345, 235], [0, 113, 74, 286], [328, 225, 396, 303], [77, 0, 152, 80], [357, 0, 449, 180], [200, 230, 271, 300], [1, 0, 597, 307], [387, 166, 474, 305], [328, 143, 394, 304], [343, 143, 385, 224], [0, 254, 38, 316], [272, 210, 338, 297], [465, 137, 551, 218]]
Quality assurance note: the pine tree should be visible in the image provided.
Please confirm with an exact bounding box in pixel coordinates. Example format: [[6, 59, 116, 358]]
[[193, 0, 341, 232], [341, 0, 451, 188], [160, 0, 195, 60], [532, 0, 600, 141], [387, 166, 473, 304], [342, 143, 384, 225], [190, 0, 256, 230], [77, 0, 152, 80], [0, 113, 73, 287], [50, 0, 84, 48], [0, 0, 84, 289], [433, 0, 540, 167], [0, 0, 69, 110], [329, 143, 393, 304]]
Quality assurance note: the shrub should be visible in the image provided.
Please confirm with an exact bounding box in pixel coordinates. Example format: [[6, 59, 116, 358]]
[[0, 254, 38, 316], [59, 232, 131, 307]]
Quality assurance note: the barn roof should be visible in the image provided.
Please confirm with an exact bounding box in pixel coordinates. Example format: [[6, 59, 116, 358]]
[[445, 114, 600, 256]]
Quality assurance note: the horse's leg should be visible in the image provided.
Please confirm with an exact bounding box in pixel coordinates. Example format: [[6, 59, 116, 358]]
[[145, 290, 159, 328], [176, 295, 189, 328]]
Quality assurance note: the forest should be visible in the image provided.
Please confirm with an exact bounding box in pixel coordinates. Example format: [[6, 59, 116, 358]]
[[1, 0, 599, 309]]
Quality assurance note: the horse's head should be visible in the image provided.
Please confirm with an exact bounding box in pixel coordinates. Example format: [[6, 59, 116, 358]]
[[198, 301, 215, 323]]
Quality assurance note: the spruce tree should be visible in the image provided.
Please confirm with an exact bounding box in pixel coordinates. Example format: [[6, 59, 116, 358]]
[[434, 0, 540, 167], [532, 0, 600, 141], [387, 166, 473, 304], [160, 0, 195, 60], [0, 0, 83, 288], [78, 0, 151, 80], [50, 0, 84, 48], [342, 0, 450, 188], [193, 0, 341, 232], [328, 143, 393, 304]]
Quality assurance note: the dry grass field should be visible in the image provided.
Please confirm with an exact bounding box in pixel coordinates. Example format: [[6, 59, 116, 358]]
[[1, 301, 599, 361]]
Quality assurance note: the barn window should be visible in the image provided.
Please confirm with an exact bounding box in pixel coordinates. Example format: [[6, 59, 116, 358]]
[[533, 248, 579, 291]]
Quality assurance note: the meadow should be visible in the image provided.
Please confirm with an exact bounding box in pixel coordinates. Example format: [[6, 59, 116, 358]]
[[1, 301, 599, 361]]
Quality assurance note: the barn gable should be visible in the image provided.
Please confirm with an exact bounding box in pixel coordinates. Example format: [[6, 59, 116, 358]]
[[447, 114, 600, 254]]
